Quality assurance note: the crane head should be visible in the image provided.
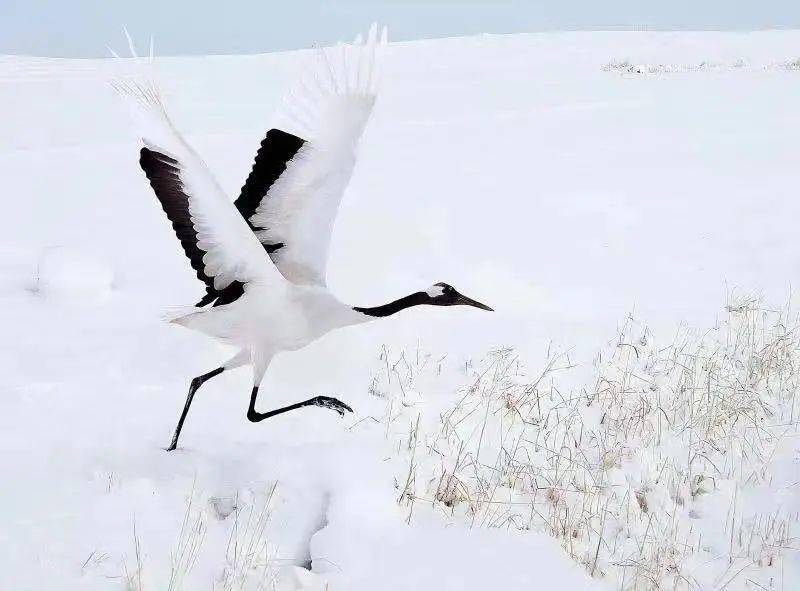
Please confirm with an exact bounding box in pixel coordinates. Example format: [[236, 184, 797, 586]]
[[425, 282, 493, 311]]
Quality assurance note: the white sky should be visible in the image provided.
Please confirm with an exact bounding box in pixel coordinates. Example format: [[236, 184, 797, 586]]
[[2, 0, 799, 57]]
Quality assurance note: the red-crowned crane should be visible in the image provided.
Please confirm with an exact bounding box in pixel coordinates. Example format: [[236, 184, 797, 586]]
[[114, 26, 492, 451]]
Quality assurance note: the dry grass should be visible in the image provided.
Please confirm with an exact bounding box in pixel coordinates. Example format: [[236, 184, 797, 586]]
[[117, 485, 280, 591], [216, 484, 279, 591], [375, 296, 800, 590]]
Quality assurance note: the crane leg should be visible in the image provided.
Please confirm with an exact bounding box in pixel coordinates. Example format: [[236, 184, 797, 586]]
[[166, 367, 224, 451], [165, 350, 250, 451], [246, 387, 353, 423]]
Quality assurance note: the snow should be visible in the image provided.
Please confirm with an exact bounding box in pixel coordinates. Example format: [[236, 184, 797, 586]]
[[2, 30, 800, 589], [31, 247, 114, 299]]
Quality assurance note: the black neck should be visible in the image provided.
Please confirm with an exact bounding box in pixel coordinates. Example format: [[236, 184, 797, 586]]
[[353, 291, 430, 318]]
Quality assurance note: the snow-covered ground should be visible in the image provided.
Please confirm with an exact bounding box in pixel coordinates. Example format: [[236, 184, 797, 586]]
[[2, 31, 800, 590]]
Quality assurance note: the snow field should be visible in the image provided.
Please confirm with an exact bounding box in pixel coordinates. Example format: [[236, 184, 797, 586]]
[[2, 30, 800, 590]]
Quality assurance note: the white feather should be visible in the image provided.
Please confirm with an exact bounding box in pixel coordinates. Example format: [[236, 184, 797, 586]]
[[256, 25, 389, 286], [110, 49, 283, 293], [426, 285, 445, 298]]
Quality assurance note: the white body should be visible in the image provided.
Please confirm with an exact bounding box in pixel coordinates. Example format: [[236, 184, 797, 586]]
[[174, 283, 367, 370]]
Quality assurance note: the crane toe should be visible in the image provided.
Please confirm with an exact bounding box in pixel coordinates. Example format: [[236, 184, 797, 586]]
[[311, 396, 353, 416]]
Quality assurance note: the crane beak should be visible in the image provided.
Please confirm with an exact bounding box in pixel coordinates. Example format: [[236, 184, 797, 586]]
[[455, 293, 494, 311]]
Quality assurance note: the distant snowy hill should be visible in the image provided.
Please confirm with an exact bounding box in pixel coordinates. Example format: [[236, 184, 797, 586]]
[[1, 31, 799, 590]]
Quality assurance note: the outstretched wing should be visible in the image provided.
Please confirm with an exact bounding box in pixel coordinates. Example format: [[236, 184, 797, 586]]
[[235, 128, 306, 253], [113, 75, 283, 307], [234, 24, 388, 286]]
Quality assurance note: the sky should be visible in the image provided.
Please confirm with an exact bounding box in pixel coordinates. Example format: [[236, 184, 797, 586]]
[[2, 0, 799, 57]]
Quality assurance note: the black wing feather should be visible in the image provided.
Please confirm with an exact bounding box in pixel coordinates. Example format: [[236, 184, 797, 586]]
[[234, 128, 305, 253], [139, 147, 244, 308]]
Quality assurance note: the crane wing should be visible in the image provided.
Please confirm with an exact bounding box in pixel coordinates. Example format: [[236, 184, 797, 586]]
[[234, 24, 388, 286], [113, 75, 284, 307]]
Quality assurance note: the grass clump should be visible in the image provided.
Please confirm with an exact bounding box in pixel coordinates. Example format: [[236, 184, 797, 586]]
[[377, 296, 800, 590]]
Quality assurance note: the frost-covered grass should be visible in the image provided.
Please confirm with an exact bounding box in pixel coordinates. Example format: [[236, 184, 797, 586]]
[[118, 485, 281, 591], [783, 58, 800, 71], [374, 297, 800, 590], [600, 58, 800, 74]]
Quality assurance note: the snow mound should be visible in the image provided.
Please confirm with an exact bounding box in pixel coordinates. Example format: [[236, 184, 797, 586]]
[[32, 246, 113, 299]]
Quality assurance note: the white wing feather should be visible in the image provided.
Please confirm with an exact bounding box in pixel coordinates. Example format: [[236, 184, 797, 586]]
[[250, 24, 388, 286], [112, 69, 283, 293]]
